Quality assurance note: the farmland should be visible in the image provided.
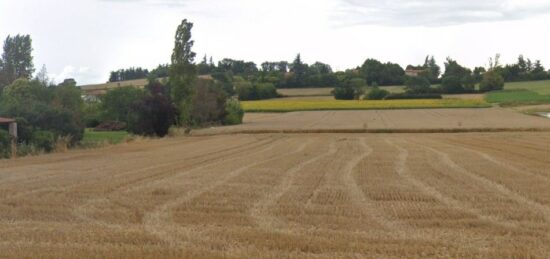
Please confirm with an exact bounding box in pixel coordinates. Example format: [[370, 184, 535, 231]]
[[1, 131, 550, 257], [241, 98, 490, 112]]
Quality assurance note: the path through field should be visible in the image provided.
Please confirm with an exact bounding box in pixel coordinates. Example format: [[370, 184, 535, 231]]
[[1, 133, 550, 258]]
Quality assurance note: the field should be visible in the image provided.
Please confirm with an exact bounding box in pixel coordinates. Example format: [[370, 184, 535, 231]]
[[195, 108, 550, 135], [486, 90, 550, 106], [241, 98, 490, 112], [504, 80, 550, 95], [2, 132, 550, 257], [81, 129, 129, 146]]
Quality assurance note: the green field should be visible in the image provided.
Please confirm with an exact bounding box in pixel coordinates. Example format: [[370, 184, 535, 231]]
[[241, 98, 490, 112], [504, 80, 550, 95], [486, 80, 550, 106], [81, 129, 128, 145]]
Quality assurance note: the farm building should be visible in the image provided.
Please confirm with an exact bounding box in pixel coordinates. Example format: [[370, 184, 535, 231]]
[[405, 67, 427, 77], [0, 117, 17, 158]]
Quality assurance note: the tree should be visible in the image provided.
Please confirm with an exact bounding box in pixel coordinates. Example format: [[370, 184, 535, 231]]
[[169, 19, 197, 126], [479, 71, 504, 92], [35, 65, 51, 87], [361, 59, 404, 86], [0, 35, 34, 90], [128, 93, 177, 137], [404, 76, 431, 94], [100, 86, 145, 124], [332, 76, 365, 100], [479, 54, 505, 92], [288, 54, 307, 87], [423, 55, 441, 83], [440, 57, 474, 93]]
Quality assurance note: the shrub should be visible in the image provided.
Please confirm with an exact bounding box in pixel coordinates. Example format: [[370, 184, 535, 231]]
[[384, 93, 442, 100], [332, 76, 365, 100], [94, 121, 127, 131], [190, 80, 227, 126], [405, 76, 432, 94], [236, 81, 278, 100], [100, 86, 146, 124], [479, 70, 505, 92], [364, 87, 390, 100], [128, 94, 177, 137], [31, 130, 55, 152], [223, 98, 244, 125]]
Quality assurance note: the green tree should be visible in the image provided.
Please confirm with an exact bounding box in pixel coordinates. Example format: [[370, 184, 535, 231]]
[[423, 55, 440, 83], [169, 19, 198, 126], [0, 35, 35, 90], [404, 76, 431, 94], [479, 71, 504, 92], [100, 86, 145, 124]]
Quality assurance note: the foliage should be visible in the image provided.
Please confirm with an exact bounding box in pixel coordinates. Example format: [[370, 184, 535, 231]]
[[496, 55, 549, 82], [439, 58, 475, 94], [223, 98, 244, 125], [241, 98, 491, 112], [479, 70, 505, 92], [100, 86, 145, 124], [404, 76, 432, 94], [332, 76, 365, 100], [0, 35, 34, 90], [364, 87, 390, 100], [31, 130, 55, 152], [128, 93, 177, 137], [0, 78, 84, 146], [109, 67, 149, 82], [361, 59, 405, 86], [189, 79, 227, 126], [236, 81, 278, 100], [170, 19, 198, 126]]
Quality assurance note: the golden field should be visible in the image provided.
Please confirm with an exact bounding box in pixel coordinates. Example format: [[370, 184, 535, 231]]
[[241, 98, 491, 112], [2, 133, 550, 258]]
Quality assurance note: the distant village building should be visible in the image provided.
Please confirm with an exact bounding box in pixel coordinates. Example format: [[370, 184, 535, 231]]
[[405, 65, 427, 77]]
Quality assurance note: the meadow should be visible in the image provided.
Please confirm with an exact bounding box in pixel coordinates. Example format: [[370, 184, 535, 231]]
[[80, 129, 129, 146], [241, 98, 490, 112]]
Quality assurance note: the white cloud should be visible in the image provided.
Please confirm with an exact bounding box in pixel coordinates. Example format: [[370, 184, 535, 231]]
[[335, 0, 550, 26], [50, 66, 99, 85]]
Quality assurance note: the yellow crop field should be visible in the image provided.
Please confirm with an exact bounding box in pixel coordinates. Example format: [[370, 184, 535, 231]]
[[242, 98, 491, 112]]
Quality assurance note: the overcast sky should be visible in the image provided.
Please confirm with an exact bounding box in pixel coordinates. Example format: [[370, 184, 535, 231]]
[[1, 0, 550, 85]]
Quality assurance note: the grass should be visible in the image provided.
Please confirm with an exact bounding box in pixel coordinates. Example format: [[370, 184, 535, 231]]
[[486, 89, 550, 106], [81, 129, 128, 145], [504, 80, 550, 95], [241, 98, 491, 112]]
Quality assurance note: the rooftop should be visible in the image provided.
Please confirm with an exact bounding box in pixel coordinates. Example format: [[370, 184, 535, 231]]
[[0, 117, 16, 124]]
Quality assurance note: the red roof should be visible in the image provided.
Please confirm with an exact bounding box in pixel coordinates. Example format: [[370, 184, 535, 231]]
[[0, 117, 15, 124]]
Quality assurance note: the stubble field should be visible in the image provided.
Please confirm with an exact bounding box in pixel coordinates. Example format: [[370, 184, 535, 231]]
[[1, 131, 550, 258]]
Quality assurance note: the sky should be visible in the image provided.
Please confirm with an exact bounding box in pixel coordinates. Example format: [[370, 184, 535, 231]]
[[1, 0, 550, 85]]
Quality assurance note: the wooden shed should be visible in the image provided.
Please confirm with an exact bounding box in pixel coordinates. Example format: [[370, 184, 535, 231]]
[[0, 117, 17, 158]]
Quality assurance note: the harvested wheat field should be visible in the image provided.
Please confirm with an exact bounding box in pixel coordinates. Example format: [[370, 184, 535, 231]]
[[1, 132, 550, 258], [196, 107, 550, 135]]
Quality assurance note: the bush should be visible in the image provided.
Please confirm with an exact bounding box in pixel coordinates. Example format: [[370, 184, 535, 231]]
[[223, 98, 244, 125], [128, 94, 177, 137], [31, 130, 55, 152], [364, 87, 390, 100], [94, 121, 127, 131], [332, 76, 365, 100], [190, 79, 227, 126], [236, 81, 278, 100], [384, 93, 442, 100], [479, 71, 505, 92], [405, 76, 432, 94]]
